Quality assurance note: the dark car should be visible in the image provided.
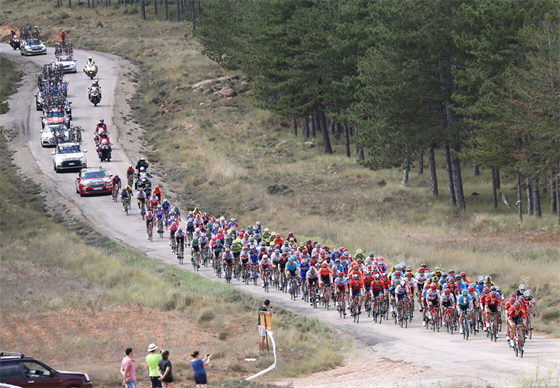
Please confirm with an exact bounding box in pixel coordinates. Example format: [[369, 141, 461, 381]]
[[0, 352, 93, 388], [75, 167, 113, 196]]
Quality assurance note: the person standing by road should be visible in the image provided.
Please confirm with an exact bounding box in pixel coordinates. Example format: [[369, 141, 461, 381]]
[[190, 351, 211, 388], [258, 299, 272, 353], [121, 348, 137, 388], [157, 350, 174, 388], [146, 343, 162, 388]]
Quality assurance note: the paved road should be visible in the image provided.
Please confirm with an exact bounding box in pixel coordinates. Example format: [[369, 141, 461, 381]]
[[2, 44, 559, 388]]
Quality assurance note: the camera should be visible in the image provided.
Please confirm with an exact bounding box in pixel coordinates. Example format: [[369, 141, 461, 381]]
[[206, 353, 210, 357]]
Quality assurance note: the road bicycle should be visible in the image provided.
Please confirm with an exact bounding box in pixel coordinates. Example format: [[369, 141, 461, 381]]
[[112, 185, 119, 202], [192, 250, 199, 272], [487, 314, 499, 342], [427, 304, 440, 332], [147, 223, 153, 242], [443, 307, 455, 335], [513, 324, 525, 358], [177, 242, 184, 265], [139, 199, 146, 220], [288, 275, 299, 300], [337, 292, 347, 319], [350, 294, 361, 323], [123, 197, 130, 216], [157, 218, 164, 238], [460, 310, 471, 340], [397, 297, 408, 328]]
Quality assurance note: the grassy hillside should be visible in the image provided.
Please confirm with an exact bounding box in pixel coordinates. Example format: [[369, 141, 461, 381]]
[[1, 0, 559, 333]]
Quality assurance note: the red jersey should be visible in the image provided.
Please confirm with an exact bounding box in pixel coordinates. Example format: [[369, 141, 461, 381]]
[[481, 294, 501, 306], [508, 306, 526, 321], [371, 279, 386, 290], [348, 278, 364, 290], [363, 273, 375, 285], [318, 267, 333, 277], [504, 297, 516, 311], [347, 268, 363, 279]]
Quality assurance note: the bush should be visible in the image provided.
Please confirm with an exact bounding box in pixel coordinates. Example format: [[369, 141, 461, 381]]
[[542, 309, 560, 321], [96, 21, 103, 28]]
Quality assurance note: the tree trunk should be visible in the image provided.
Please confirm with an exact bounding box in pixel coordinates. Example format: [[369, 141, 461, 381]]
[[317, 108, 333, 154], [198, 0, 201, 15], [451, 143, 466, 211], [292, 116, 297, 137], [176, 0, 180, 21], [402, 156, 409, 185], [310, 114, 316, 138], [335, 122, 341, 139], [355, 126, 364, 160], [302, 116, 309, 139], [444, 141, 456, 207], [105, 0, 108, 6], [532, 178, 541, 217], [428, 143, 438, 196], [164, 0, 168, 20], [141, 0, 146, 19], [154, 0, 157, 15], [344, 125, 350, 157], [491, 167, 498, 209], [330, 118, 335, 135], [527, 177, 533, 216], [472, 143, 480, 176], [87, 0, 90, 7], [551, 170, 557, 214], [495, 166, 501, 189], [417, 149, 424, 175], [190, 0, 196, 29], [556, 165, 560, 225], [517, 166, 523, 223], [69, 0, 71, 7]]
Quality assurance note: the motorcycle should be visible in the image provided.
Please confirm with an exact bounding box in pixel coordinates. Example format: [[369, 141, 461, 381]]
[[89, 87, 102, 107], [135, 171, 153, 191], [97, 140, 112, 162], [9, 35, 20, 50], [136, 177, 152, 194], [94, 129, 109, 146], [83, 63, 98, 79]]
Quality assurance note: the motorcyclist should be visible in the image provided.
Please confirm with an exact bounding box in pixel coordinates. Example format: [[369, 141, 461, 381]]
[[88, 80, 101, 98], [136, 157, 149, 172], [97, 138, 112, 159], [135, 166, 152, 190], [86, 56, 96, 67], [60, 30, 66, 42], [9, 29, 15, 40]]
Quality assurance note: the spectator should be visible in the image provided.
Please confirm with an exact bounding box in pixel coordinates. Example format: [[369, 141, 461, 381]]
[[146, 343, 162, 388], [258, 299, 272, 353], [190, 350, 211, 388], [120, 348, 137, 388], [157, 350, 174, 388]]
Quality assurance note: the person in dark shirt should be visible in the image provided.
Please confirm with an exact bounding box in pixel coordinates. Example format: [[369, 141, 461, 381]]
[[157, 350, 173, 388], [258, 299, 272, 353]]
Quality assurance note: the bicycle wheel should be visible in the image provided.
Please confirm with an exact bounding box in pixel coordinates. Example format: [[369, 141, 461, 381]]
[[465, 320, 470, 340], [124, 202, 129, 216]]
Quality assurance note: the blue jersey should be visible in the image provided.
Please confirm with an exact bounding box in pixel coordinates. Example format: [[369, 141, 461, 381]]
[[457, 282, 468, 292], [162, 202, 171, 213], [286, 262, 299, 272], [155, 209, 164, 220], [457, 294, 472, 306], [299, 262, 311, 277]]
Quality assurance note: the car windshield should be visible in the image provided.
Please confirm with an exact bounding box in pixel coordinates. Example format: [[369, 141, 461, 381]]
[[58, 57, 73, 62], [58, 145, 81, 154], [82, 170, 107, 179], [45, 111, 65, 118], [28, 39, 41, 45]]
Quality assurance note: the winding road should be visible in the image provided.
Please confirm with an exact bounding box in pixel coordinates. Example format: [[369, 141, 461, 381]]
[[1, 44, 559, 388]]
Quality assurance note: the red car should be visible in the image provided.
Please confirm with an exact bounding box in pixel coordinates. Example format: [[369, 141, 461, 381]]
[[41, 108, 70, 129], [75, 167, 113, 196]]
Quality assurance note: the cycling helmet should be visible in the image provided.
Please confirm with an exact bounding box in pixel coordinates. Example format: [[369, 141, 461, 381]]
[[321, 262, 328, 268], [419, 268, 425, 273], [395, 271, 402, 277], [448, 269, 455, 275], [174, 206, 179, 212], [356, 249, 363, 254], [195, 228, 200, 232], [335, 258, 341, 263], [289, 256, 295, 262], [460, 271, 466, 277], [523, 291, 531, 298], [510, 292, 516, 298], [455, 275, 461, 280], [352, 274, 359, 279], [171, 221, 177, 227], [147, 211, 152, 216], [490, 286, 497, 291], [462, 289, 468, 296], [421, 263, 427, 268], [449, 278, 455, 283], [139, 187, 144, 191], [352, 263, 359, 269], [406, 266, 412, 271], [484, 288, 490, 294], [519, 284, 526, 291], [484, 275, 492, 283], [356, 258, 362, 263], [367, 265, 373, 271], [445, 289, 451, 294], [369, 252, 374, 256], [395, 279, 401, 284], [431, 284, 437, 290], [374, 274, 380, 280], [225, 248, 231, 252], [406, 272, 413, 277], [377, 257, 384, 262], [344, 251, 350, 256], [126, 185, 131, 190], [478, 278, 484, 285], [249, 237, 255, 242], [441, 272, 448, 279], [468, 286, 475, 292], [11, 29, 14, 34], [433, 276, 439, 282], [215, 239, 221, 244]]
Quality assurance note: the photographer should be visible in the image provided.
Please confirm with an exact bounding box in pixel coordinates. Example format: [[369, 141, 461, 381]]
[[190, 351, 211, 388], [258, 299, 272, 353]]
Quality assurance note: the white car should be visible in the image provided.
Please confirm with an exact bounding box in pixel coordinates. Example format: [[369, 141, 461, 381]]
[[54, 55, 77, 73], [20, 38, 46, 56], [41, 125, 68, 147], [52, 143, 87, 172]]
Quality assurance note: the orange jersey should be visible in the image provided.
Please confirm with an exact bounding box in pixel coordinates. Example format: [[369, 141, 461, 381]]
[[318, 267, 333, 277]]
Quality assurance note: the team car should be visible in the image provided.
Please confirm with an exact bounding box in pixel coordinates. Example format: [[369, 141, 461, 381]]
[[54, 55, 77, 73], [75, 167, 112, 196], [52, 142, 87, 172], [20, 38, 47, 56], [41, 124, 69, 147], [35, 92, 72, 118], [0, 352, 92, 388], [41, 108, 70, 129]]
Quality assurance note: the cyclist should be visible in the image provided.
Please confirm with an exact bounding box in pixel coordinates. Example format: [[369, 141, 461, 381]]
[[460, 271, 471, 285], [259, 254, 273, 287], [191, 232, 201, 265], [239, 246, 250, 278], [334, 272, 348, 312], [120, 185, 131, 212], [404, 271, 417, 311], [145, 211, 154, 240], [416, 267, 428, 311], [456, 289, 473, 334], [507, 301, 527, 347], [111, 174, 121, 196], [440, 287, 456, 326], [371, 274, 386, 315], [136, 187, 147, 210], [148, 192, 160, 212], [348, 273, 364, 315], [423, 283, 440, 327], [154, 204, 164, 233], [212, 239, 224, 275], [168, 221, 178, 250], [394, 279, 408, 320], [318, 262, 333, 307], [299, 258, 311, 298], [175, 227, 186, 257], [285, 256, 300, 293], [126, 165, 135, 187], [249, 246, 259, 279], [152, 185, 162, 201], [483, 290, 501, 337], [306, 265, 320, 305]]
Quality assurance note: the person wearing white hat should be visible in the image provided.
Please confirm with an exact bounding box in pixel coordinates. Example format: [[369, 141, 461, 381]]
[[146, 343, 162, 388]]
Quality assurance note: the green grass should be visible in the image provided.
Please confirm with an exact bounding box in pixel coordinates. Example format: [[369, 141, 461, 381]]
[[0, 56, 21, 113], [2, 0, 560, 333]]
